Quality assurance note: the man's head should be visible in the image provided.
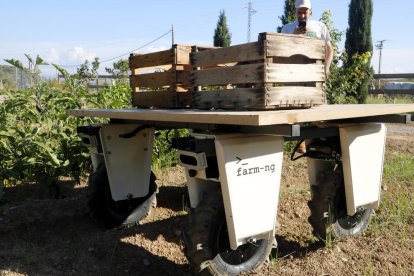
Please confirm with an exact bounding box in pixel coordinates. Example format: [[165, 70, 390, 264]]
[[295, 0, 311, 22]]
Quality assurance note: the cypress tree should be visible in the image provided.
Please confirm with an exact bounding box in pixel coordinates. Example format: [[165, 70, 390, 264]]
[[277, 0, 296, 33], [213, 10, 232, 47], [344, 0, 373, 103]]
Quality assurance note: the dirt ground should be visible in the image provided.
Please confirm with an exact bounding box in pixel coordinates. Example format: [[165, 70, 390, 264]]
[[0, 124, 413, 276]]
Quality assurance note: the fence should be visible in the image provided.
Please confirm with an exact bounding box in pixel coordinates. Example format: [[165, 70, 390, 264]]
[[57, 74, 125, 89], [370, 73, 414, 97]]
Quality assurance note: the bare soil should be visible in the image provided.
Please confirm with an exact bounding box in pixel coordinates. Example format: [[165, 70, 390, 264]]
[[0, 124, 413, 276]]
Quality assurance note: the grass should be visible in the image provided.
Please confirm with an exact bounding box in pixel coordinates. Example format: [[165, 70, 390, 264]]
[[367, 152, 414, 238], [366, 95, 414, 104], [323, 205, 334, 248]]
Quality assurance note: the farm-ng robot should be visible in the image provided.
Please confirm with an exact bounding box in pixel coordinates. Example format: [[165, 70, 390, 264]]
[[71, 32, 414, 275], [72, 107, 411, 275]]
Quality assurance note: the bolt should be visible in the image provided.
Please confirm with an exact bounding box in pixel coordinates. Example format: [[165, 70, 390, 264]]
[[127, 193, 133, 200], [107, 136, 111, 140]]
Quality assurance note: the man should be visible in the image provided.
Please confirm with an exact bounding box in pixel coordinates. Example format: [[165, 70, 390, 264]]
[[281, 0, 334, 153], [281, 0, 334, 78]]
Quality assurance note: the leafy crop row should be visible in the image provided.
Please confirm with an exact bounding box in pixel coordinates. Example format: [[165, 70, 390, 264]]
[[0, 57, 183, 190]]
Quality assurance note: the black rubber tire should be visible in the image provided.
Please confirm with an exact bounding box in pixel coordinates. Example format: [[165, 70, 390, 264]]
[[87, 164, 157, 229], [308, 167, 373, 240], [183, 189, 273, 276]]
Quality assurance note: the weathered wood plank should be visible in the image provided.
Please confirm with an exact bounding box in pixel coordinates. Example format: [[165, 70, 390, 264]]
[[266, 87, 324, 105], [191, 64, 264, 86], [191, 42, 263, 67], [266, 64, 325, 83], [129, 51, 174, 69], [192, 88, 266, 109], [131, 91, 192, 108], [130, 71, 174, 88], [191, 87, 324, 110], [175, 71, 191, 86], [266, 36, 325, 60], [130, 71, 191, 89]]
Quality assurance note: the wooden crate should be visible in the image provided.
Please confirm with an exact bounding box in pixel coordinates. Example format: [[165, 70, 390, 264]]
[[129, 44, 193, 108], [190, 32, 326, 110]]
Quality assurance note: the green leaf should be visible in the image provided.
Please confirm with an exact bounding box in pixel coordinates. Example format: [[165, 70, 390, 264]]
[[4, 59, 25, 71], [36, 55, 48, 66], [52, 63, 69, 79], [24, 54, 33, 64], [32, 141, 61, 166]]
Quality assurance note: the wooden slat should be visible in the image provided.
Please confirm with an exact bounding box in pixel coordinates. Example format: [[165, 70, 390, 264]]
[[266, 64, 325, 83], [266, 36, 325, 60], [191, 42, 263, 67], [130, 71, 174, 88], [132, 65, 172, 75], [192, 88, 266, 109], [131, 91, 192, 108], [129, 50, 174, 69], [175, 71, 191, 86], [191, 64, 264, 86], [130, 71, 191, 89], [191, 87, 324, 110], [266, 87, 324, 105]]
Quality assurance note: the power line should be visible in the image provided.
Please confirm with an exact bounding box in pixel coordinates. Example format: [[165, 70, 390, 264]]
[[58, 29, 173, 68]]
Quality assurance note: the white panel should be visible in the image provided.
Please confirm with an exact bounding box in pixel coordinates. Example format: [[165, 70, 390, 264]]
[[215, 134, 283, 249], [100, 124, 154, 201], [340, 124, 386, 215]]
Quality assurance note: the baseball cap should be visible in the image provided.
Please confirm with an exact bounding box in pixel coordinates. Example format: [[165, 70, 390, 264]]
[[295, 0, 311, 9]]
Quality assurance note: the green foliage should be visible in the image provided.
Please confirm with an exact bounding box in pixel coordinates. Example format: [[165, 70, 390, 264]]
[[76, 57, 100, 84], [344, 0, 374, 103], [318, 11, 372, 104], [0, 59, 131, 186], [0, 65, 16, 88], [105, 59, 129, 80], [277, 0, 296, 32], [152, 129, 188, 171], [5, 54, 48, 88], [213, 10, 232, 47], [319, 11, 344, 63], [326, 52, 373, 104], [1, 54, 188, 187], [345, 0, 373, 56]]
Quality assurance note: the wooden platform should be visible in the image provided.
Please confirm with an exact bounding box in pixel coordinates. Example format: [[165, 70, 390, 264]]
[[69, 104, 414, 126]]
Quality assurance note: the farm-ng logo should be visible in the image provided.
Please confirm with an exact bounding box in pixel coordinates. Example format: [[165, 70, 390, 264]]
[[235, 156, 276, 177]]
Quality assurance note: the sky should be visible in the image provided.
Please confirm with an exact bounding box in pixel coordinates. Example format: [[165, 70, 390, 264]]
[[1, 0, 413, 77]]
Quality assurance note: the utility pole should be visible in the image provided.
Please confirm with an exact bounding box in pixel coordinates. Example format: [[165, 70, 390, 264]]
[[247, 1, 257, 42], [375, 40, 386, 88], [375, 40, 386, 74], [171, 24, 175, 46]]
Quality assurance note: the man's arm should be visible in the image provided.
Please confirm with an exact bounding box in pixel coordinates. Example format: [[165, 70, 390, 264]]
[[325, 41, 334, 78]]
